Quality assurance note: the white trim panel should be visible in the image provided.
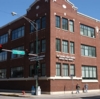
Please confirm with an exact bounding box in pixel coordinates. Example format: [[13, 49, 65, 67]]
[[82, 80, 98, 82], [0, 76, 82, 81]]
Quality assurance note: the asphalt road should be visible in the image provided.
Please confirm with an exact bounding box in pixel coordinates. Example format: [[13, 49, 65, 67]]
[[0, 95, 100, 99]]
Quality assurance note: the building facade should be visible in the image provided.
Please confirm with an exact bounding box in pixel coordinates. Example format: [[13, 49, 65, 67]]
[[0, 0, 100, 94]]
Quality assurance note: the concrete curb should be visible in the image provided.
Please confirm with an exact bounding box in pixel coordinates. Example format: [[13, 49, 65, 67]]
[[0, 93, 31, 97]]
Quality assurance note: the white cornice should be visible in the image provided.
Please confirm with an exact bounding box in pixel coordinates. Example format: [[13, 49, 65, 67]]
[[78, 12, 100, 22], [66, 0, 100, 22], [65, 0, 78, 10]]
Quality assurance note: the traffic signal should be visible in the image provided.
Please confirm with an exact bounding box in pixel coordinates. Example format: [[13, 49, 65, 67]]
[[38, 69, 41, 76], [25, 49, 29, 56], [36, 61, 40, 69], [0, 44, 2, 53]]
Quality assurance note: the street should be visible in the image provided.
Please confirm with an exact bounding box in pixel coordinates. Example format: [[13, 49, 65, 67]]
[[0, 94, 100, 99]]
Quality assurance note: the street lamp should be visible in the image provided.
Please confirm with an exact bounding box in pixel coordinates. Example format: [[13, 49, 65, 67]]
[[11, 12, 39, 94]]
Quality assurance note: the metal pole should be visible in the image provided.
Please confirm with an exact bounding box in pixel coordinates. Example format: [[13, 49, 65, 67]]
[[36, 23, 38, 91], [11, 12, 39, 94], [71, 78, 73, 94]]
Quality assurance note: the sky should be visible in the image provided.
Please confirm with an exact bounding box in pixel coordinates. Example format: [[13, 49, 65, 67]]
[[0, 0, 100, 27]]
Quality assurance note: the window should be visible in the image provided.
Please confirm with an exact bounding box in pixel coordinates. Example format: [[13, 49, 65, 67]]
[[56, 16, 60, 28], [81, 45, 96, 57], [30, 42, 34, 53], [0, 34, 8, 44], [30, 22, 36, 33], [80, 24, 95, 38], [82, 66, 97, 79], [56, 39, 61, 51], [0, 52, 7, 62], [69, 20, 74, 32], [62, 40, 68, 53], [62, 64, 68, 76], [0, 69, 6, 78], [29, 65, 35, 77], [62, 18, 68, 30], [36, 19, 41, 30], [38, 40, 40, 53], [70, 42, 74, 54], [11, 46, 24, 59], [12, 26, 24, 40], [42, 63, 46, 76], [33, 40, 41, 54], [11, 67, 23, 78], [56, 63, 61, 76], [42, 39, 46, 52], [42, 16, 46, 29], [70, 64, 75, 76]]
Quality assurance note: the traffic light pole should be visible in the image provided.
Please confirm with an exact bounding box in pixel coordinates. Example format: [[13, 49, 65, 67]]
[[11, 12, 39, 95], [36, 23, 39, 92]]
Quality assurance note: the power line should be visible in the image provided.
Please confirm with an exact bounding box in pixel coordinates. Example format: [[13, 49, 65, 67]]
[[0, 9, 11, 15]]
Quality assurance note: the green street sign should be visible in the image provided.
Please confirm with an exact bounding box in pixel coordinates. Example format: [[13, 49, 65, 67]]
[[12, 50, 25, 55]]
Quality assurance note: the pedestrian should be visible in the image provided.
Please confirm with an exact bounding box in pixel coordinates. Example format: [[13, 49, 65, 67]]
[[84, 83, 88, 93], [76, 84, 80, 94]]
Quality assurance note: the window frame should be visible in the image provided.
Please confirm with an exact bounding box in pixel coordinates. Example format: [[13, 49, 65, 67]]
[[55, 16, 60, 28], [56, 39, 61, 52], [80, 24, 95, 38], [62, 18, 68, 30], [82, 66, 97, 79]]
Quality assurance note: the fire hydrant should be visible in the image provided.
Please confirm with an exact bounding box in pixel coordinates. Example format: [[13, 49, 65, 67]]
[[22, 91, 25, 95]]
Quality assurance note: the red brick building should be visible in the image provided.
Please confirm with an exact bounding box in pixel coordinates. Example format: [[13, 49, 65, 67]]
[[0, 0, 100, 94]]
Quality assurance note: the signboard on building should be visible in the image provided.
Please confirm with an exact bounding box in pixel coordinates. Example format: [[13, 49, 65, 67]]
[[56, 55, 75, 61]]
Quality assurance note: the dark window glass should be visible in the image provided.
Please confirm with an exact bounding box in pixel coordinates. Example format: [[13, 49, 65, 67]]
[[56, 39, 61, 51], [42, 63, 46, 76], [80, 24, 95, 38], [42, 16, 46, 29], [56, 63, 61, 76], [69, 20, 74, 32], [42, 39, 46, 52], [56, 16, 60, 28], [70, 42, 75, 54], [11, 67, 23, 78], [70, 64, 75, 76], [12, 26, 24, 40], [36, 19, 41, 30], [62, 40, 68, 53], [0, 69, 6, 78], [0, 34, 8, 44], [30, 22, 36, 33], [62, 18, 68, 30], [81, 45, 96, 57], [0, 52, 7, 62], [82, 66, 97, 79], [62, 64, 68, 76], [30, 42, 34, 53], [29, 65, 35, 77]]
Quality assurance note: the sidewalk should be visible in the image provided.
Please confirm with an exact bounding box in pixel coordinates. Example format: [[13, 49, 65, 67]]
[[0, 90, 100, 98]]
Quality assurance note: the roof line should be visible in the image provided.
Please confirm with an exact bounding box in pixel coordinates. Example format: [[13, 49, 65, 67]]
[[66, 0, 100, 22], [27, 0, 40, 12], [0, 14, 26, 29], [65, 0, 78, 10], [77, 12, 100, 22]]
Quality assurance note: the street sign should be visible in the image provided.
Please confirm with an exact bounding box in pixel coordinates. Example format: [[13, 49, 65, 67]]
[[12, 50, 25, 55], [29, 55, 45, 61]]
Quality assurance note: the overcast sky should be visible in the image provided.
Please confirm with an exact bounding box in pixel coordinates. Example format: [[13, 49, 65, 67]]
[[0, 0, 100, 27]]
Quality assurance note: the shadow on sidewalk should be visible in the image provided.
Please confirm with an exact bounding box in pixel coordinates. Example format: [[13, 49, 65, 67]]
[[81, 95, 100, 99]]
